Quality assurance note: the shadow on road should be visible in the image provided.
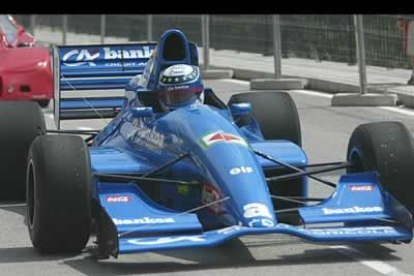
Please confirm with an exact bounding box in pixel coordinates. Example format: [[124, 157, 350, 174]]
[[0, 246, 81, 263], [62, 239, 403, 276]]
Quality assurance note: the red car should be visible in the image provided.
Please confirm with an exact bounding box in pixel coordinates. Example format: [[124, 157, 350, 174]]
[[0, 15, 52, 107]]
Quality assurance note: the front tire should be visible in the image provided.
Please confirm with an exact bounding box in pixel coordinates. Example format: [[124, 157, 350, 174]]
[[27, 135, 92, 253], [347, 121, 414, 215]]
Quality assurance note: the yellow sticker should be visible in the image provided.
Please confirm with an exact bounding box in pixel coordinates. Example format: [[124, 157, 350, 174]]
[[177, 185, 189, 195]]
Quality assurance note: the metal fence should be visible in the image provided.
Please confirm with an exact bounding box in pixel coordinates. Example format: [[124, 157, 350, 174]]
[[12, 14, 414, 92], [14, 14, 411, 69]]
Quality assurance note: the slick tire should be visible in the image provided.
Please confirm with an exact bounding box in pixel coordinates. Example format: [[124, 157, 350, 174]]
[[0, 101, 45, 200], [228, 91, 304, 219], [347, 121, 414, 215], [27, 135, 92, 253], [228, 91, 301, 146]]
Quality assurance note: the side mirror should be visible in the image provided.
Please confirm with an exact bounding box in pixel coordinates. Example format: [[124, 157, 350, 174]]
[[230, 102, 252, 116], [131, 106, 154, 117]]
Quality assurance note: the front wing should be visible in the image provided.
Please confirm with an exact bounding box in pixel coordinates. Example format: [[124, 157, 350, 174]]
[[96, 171, 413, 258], [120, 224, 410, 254]]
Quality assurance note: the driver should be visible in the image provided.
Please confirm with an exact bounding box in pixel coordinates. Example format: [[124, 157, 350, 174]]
[[157, 64, 204, 112]]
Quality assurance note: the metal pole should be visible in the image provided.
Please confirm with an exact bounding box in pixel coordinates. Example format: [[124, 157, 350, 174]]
[[100, 14, 106, 44], [354, 15, 367, 95], [202, 15, 210, 71], [30, 15, 36, 37], [147, 15, 153, 42], [273, 15, 282, 79], [62, 15, 67, 45]]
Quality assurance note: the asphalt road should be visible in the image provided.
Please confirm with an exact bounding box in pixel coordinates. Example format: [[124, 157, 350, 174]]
[[1, 78, 414, 276]]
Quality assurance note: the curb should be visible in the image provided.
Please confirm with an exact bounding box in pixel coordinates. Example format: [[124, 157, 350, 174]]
[[201, 69, 234, 79], [331, 93, 398, 106], [210, 65, 414, 108]]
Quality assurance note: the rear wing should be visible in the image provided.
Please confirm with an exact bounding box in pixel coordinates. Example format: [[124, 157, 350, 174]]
[[53, 43, 156, 129]]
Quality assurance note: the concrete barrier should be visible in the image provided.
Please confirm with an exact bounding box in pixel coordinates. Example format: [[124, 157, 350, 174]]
[[331, 93, 398, 106], [250, 78, 307, 90], [201, 69, 234, 79]]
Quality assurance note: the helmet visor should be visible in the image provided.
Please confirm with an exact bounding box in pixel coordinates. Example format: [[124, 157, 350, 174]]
[[159, 88, 202, 107]]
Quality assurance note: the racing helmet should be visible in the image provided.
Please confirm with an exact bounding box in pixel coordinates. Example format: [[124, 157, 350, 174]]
[[157, 64, 204, 111]]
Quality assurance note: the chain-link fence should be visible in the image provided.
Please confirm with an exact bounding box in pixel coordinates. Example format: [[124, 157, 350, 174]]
[[12, 14, 414, 90]]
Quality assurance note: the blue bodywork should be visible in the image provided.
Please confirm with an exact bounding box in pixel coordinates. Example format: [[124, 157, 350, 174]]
[[53, 29, 413, 257]]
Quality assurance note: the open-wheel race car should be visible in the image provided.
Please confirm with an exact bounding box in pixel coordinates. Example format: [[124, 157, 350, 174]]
[[0, 29, 413, 259], [0, 15, 52, 107]]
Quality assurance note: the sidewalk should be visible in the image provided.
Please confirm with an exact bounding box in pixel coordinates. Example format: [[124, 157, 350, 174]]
[[201, 49, 414, 107]]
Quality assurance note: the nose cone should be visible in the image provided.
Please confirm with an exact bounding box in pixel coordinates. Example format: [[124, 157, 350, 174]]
[[167, 105, 278, 229]]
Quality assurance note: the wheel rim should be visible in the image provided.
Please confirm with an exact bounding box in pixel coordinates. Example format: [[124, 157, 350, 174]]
[[27, 160, 35, 229], [348, 148, 364, 173]]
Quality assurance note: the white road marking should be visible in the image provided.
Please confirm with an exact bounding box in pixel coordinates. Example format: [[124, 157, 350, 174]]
[[331, 245, 413, 276], [379, 106, 414, 117], [0, 203, 26, 208]]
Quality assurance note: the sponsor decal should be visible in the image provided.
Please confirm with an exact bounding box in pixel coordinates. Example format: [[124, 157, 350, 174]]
[[113, 217, 175, 225], [177, 185, 190, 195], [217, 225, 243, 235], [247, 218, 275, 227], [62, 49, 100, 66], [243, 203, 273, 219], [166, 84, 190, 91], [322, 206, 383, 215], [62, 46, 153, 67], [350, 185, 373, 192], [200, 132, 248, 148], [106, 195, 132, 203], [202, 183, 223, 214], [128, 235, 205, 245], [160, 65, 200, 84], [308, 226, 395, 236], [230, 166, 254, 175], [261, 218, 275, 227], [103, 47, 153, 60], [163, 64, 194, 77], [127, 119, 166, 149]]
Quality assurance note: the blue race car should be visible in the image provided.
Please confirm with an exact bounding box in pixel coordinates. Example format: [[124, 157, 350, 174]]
[[1, 29, 412, 258]]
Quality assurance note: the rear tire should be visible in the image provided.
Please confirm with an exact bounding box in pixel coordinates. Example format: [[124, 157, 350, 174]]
[[27, 135, 92, 253], [0, 101, 45, 200], [347, 121, 414, 215], [228, 91, 304, 218]]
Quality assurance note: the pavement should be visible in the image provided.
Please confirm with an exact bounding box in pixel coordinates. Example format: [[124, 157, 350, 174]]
[[1, 79, 414, 276]]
